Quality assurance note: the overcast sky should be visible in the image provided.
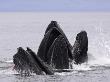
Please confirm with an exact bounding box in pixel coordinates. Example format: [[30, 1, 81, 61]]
[[0, 0, 110, 12]]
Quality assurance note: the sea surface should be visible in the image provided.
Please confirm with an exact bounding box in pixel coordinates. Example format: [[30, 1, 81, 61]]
[[0, 12, 110, 82]]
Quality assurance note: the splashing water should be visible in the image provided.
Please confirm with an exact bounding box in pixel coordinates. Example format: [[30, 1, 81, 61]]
[[87, 22, 110, 66]]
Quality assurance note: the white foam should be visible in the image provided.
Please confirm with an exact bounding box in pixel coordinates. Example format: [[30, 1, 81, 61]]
[[72, 63, 91, 71], [5, 60, 13, 63], [0, 68, 18, 75], [55, 71, 77, 76]]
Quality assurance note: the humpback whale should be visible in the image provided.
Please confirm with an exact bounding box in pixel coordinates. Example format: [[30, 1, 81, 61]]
[[72, 31, 88, 64], [37, 21, 73, 69], [13, 47, 54, 75], [47, 34, 70, 69], [13, 21, 88, 75]]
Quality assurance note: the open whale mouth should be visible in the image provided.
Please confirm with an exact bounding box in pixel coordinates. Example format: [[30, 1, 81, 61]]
[[13, 21, 88, 75]]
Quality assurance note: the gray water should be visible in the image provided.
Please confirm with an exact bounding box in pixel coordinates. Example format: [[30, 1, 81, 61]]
[[0, 12, 110, 82]]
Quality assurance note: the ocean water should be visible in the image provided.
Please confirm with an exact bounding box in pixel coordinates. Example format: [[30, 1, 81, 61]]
[[0, 12, 110, 82]]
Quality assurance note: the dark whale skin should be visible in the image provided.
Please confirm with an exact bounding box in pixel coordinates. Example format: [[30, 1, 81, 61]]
[[37, 21, 73, 69], [13, 47, 43, 75], [72, 31, 88, 64], [13, 47, 54, 75], [26, 47, 54, 75], [47, 34, 70, 69], [37, 21, 73, 64], [45, 21, 73, 57]]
